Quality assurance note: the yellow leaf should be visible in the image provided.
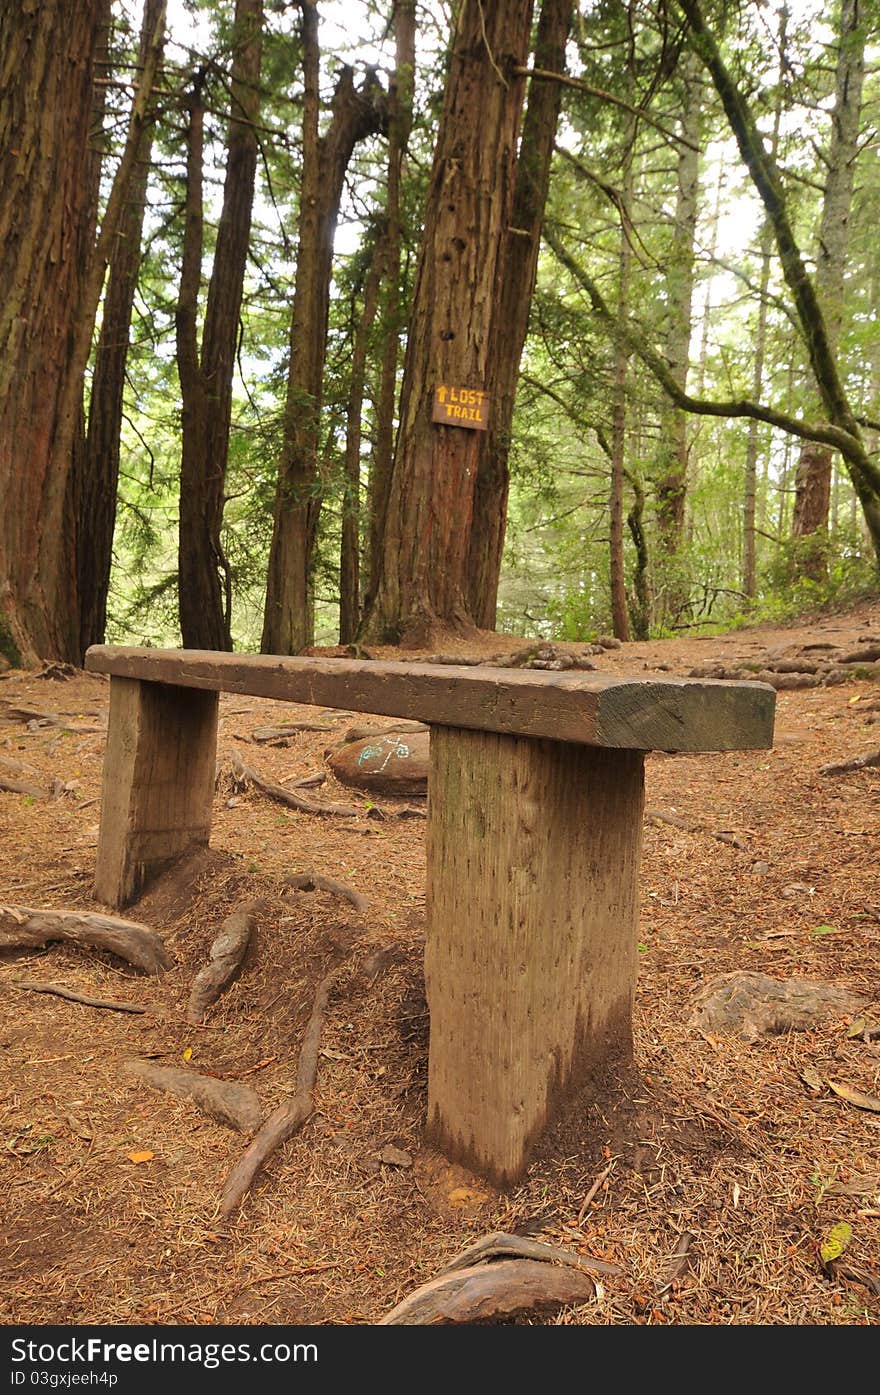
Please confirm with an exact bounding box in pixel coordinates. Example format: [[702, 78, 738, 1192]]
[[182, 1047, 193, 1062], [820, 1222, 852, 1265], [127, 1150, 154, 1164], [828, 1081, 880, 1113]]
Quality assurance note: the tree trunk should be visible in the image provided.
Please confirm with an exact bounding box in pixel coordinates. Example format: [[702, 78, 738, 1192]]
[[654, 47, 701, 558], [465, 0, 573, 631], [339, 241, 383, 643], [262, 9, 385, 655], [743, 11, 784, 600], [0, 0, 109, 665], [76, 0, 166, 658], [0, 0, 165, 666], [791, 0, 865, 575], [361, 0, 535, 646], [610, 120, 635, 642], [367, 0, 416, 608], [177, 0, 263, 651]]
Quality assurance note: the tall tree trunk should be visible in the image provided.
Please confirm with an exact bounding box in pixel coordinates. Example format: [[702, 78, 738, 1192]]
[[76, 0, 166, 658], [361, 0, 535, 646], [743, 12, 785, 600], [465, 0, 573, 630], [0, 0, 108, 665], [610, 114, 636, 642], [339, 242, 384, 643], [177, 0, 263, 651], [367, 0, 416, 608], [262, 6, 385, 655], [791, 0, 865, 575], [0, 0, 164, 665], [654, 47, 701, 557]]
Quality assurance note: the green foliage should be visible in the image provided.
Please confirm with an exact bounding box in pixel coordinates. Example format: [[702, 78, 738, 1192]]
[[0, 614, 22, 668]]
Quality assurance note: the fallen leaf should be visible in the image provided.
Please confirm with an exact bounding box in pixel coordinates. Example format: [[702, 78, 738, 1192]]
[[828, 1081, 880, 1113], [801, 1066, 825, 1093], [847, 1017, 867, 1039], [127, 1150, 154, 1164], [811, 925, 840, 937], [182, 1047, 193, 1062], [820, 1222, 852, 1265]]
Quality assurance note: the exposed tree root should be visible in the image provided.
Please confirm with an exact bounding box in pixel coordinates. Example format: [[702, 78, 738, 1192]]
[[14, 981, 152, 1014], [283, 873, 369, 913], [379, 1257, 599, 1325], [0, 905, 171, 974], [820, 748, 880, 776], [187, 901, 259, 1024], [124, 1060, 262, 1132], [220, 962, 344, 1217], [646, 807, 746, 848], [230, 749, 361, 817]]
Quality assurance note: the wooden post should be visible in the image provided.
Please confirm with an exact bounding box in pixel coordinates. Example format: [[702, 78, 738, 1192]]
[[425, 726, 645, 1188], [94, 677, 219, 909]]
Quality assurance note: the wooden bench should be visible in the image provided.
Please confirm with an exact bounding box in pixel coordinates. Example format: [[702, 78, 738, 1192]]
[[84, 644, 775, 1187]]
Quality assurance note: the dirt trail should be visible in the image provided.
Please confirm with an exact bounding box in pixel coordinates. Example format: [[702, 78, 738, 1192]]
[[1, 600, 878, 1325]]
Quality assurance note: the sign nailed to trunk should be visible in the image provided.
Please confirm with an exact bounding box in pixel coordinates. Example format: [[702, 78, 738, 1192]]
[[432, 385, 489, 430]]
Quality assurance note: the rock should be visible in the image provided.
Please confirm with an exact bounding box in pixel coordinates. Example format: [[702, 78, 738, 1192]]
[[595, 635, 623, 650], [690, 972, 864, 1043], [328, 729, 430, 794], [377, 1145, 413, 1168]]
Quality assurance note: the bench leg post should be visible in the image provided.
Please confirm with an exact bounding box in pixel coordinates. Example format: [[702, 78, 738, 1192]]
[[94, 676, 219, 909], [425, 726, 645, 1188]]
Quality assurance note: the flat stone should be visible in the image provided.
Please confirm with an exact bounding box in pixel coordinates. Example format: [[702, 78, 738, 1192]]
[[690, 971, 864, 1043]]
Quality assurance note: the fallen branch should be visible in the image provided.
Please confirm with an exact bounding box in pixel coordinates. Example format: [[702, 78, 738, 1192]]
[[0, 905, 171, 974], [220, 962, 342, 1217], [646, 808, 746, 849], [820, 748, 880, 776], [379, 1258, 598, 1325], [283, 873, 369, 914], [186, 901, 259, 1024], [15, 981, 151, 1014], [230, 749, 361, 818], [0, 757, 63, 800], [0, 702, 104, 733], [123, 1060, 262, 1132]]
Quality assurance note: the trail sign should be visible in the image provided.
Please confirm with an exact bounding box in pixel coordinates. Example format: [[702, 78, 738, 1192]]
[[432, 385, 489, 430]]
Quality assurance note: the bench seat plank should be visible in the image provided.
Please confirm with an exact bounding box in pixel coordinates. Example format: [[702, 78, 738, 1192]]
[[85, 646, 775, 752]]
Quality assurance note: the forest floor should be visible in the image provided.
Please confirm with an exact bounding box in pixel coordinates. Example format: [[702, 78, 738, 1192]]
[[2, 598, 879, 1327]]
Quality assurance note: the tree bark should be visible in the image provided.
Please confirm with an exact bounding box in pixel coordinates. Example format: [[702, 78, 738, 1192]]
[[367, 0, 416, 608], [609, 132, 634, 643], [361, 0, 535, 646], [0, 0, 109, 665], [177, 0, 263, 650], [339, 240, 383, 643], [654, 47, 701, 560], [465, 0, 573, 630], [75, 0, 166, 659], [743, 10, 785, 600], [0, 0, 165, 666], [261, 5, 386, 656], [791, 0, 866, 574]]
